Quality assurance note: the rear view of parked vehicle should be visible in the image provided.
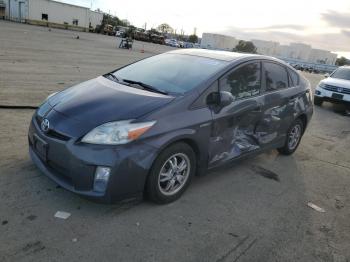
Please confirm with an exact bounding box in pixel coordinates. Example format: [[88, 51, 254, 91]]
[[29, 49, 313, 204]]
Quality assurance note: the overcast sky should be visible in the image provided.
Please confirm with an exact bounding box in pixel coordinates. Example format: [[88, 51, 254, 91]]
[[61, 0, 350, 58]]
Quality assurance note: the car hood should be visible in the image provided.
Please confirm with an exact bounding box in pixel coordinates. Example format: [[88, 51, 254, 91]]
[[48, 76, 174, 126], [322, 77, 350, 89]]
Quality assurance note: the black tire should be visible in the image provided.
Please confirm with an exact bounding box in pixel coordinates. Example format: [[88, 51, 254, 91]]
[[146, 142, 196, 204], [314, 96, 323, 106], [278, 118, 304, 155]]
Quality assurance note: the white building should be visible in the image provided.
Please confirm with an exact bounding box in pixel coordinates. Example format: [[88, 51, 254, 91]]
[[262, 42, 337, 66], [287, 43, 312, 61], [308, 49, 337, 65], [4, 0, 103, 30], [251, 39, 279, 56], [201, 33, 239, 51], [201, 32, 337, 66], [275, 45, 292, 58]]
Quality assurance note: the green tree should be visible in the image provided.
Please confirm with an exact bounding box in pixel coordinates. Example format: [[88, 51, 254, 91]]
[[188, 34, 198, 43], [233, 40, 257, 54], [99, 14, 133, 34], [336, 56, 350, 66], [157, 23, 173, 34]]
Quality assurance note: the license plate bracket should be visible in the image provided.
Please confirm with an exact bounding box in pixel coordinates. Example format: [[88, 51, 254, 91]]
[[332, 93, 344, 100], [34, 134, 48, 161]]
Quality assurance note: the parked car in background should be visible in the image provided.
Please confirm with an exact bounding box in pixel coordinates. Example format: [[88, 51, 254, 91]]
[[29, 49, 313, 204], [150, 34, 165, 45], [103, 24, 114, 36], [115, 30, 126, 38], [166, 39, 180, 48], [183, 42, 194, 48], [314, 66, 350, 106]]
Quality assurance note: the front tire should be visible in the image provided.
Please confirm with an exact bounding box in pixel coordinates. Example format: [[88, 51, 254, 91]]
[[278, 119, 304, 155], [314, 96, 323, 106], [146, 142, 196, 204]]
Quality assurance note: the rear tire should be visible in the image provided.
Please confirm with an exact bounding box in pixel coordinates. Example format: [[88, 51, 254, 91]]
[[314, 96, 323, 106], [278, 118, 304, 155], [146, 142, 196, 204]]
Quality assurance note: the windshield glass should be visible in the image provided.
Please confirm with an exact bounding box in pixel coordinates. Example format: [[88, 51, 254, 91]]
[[112, 54, 229, 94], [331, 68, 350, 80]]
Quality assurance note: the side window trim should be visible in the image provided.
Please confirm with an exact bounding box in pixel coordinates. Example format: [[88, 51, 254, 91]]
[[288, 71, 294, 87], [287, 68, 300, 87], [218, 60, 262, 101], [190, 80, 219, 109]]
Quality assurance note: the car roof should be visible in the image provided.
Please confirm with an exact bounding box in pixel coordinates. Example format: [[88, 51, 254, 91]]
[[168, 49, 259, 62]]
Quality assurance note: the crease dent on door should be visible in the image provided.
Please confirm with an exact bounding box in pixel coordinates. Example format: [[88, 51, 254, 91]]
[[209, 124, 260, 164], [208, 61, 264, 166]]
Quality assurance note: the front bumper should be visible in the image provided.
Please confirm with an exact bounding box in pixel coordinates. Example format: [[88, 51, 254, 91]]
[[315, 86, 350, 104], [28, 116, 159, 202]]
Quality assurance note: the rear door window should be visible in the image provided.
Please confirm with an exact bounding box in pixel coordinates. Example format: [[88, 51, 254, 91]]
[[264, 62, 289, 91]]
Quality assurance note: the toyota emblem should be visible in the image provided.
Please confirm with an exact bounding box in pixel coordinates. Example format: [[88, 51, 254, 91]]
[[337, 87, 343, 93], [41, 118, 50, 132]]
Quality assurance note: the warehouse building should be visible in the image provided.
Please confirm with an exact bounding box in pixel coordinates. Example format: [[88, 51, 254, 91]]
[[201, 33, 239, 51], [251, 39, 280, 56], [4, 0, 103, 31], [251, 39, 337, 66]]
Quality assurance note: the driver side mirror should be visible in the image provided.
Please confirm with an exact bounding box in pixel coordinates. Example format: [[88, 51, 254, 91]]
[[219, 91, 235, 107], [324, 73, 330, 78], [207, 91, 234, 109]]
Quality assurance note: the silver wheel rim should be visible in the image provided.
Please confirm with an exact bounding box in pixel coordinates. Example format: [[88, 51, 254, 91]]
[[288, 124, 302, 150], [158, 153, 190, 196]]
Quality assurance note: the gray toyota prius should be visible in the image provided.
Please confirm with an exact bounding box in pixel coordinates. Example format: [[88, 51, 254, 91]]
[[28, 49, 313, 204]]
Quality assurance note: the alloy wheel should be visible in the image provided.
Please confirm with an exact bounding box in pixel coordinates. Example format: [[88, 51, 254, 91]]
[[158, 153, 190, 196], [288, 124, 302, 150]]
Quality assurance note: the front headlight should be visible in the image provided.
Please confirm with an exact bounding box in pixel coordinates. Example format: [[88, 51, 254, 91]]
[[318, 82, 326, 89], [81, 120, 156, 145]]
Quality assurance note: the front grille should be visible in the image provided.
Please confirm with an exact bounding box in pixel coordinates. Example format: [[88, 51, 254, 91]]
[[324, 84, 350, 95], [35, 117, 70, 141], [46, 130, 70, 141]]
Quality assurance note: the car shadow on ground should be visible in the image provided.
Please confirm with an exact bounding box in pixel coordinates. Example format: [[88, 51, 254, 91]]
[[318, 102, 350, 116], [1, 144, 318, 261]]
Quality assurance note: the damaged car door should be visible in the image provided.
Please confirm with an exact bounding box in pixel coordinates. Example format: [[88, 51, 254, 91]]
[[208, 61, 264, 167], [256, 61, 297, 147]]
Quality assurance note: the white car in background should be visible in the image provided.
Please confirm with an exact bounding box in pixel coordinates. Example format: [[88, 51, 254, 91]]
[[314, 66, 350, 106], [165, 39, 180, 48]]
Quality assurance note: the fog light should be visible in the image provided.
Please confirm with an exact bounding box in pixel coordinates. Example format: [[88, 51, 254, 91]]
[[315, 90, 321, 95], [93, 166, 111, 193]]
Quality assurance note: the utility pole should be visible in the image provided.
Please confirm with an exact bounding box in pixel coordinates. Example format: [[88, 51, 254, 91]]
[[193, 27, 197, 35]]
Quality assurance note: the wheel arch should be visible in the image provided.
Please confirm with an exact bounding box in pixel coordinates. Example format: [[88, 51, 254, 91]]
[[143, 136, 206, 198], [296, 113, 307, 133], [145, 133, 207, 182]]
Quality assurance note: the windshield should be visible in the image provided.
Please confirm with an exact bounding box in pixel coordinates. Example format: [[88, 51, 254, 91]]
[[331, 68, 350, 80], [111, 53, 229, 94]]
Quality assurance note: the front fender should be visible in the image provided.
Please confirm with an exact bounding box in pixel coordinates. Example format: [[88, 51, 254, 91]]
[[143, 127, 211, 175]]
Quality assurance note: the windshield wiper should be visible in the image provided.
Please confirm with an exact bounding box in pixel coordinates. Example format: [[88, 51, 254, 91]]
[[122, 79, 168, 95], [104, 73, 121, 83]]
